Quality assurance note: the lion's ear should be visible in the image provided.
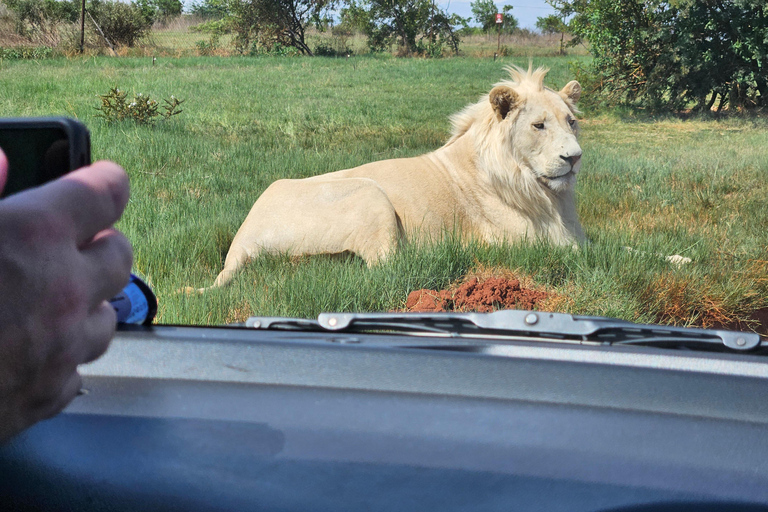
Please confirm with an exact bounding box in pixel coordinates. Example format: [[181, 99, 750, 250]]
[[489, 86, 520, 121], [560, 80, 582, 105]]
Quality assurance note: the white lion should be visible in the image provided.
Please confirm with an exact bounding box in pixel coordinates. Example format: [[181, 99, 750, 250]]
[[202, 66, 586, 290]]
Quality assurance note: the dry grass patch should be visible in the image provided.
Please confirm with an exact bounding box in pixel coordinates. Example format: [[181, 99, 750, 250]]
[[225, 302, 253, 324], [637, 270, 767, 335]]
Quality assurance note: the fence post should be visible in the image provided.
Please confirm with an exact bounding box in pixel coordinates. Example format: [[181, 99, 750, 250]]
[[79, 0, 86, 53]]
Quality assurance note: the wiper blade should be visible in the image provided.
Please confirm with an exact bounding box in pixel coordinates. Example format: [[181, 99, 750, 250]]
[[243, 310, 764, 353]]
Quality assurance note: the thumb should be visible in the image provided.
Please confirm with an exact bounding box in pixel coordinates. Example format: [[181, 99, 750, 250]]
[[0, 149, 7, 195]]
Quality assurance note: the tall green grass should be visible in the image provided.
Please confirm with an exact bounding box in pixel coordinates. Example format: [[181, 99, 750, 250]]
[[0, 55, 765, 331]]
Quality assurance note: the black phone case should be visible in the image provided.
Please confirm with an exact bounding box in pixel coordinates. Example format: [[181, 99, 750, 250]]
[[0, 117, 91, 197]]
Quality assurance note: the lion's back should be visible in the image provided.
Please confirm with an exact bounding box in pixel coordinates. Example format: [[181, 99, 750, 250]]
[[326, 152, 464, 236]]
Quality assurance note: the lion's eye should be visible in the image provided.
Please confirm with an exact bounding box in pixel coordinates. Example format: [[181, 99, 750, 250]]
[[533, 123, 545, 130], [568, 118, 577, 127]]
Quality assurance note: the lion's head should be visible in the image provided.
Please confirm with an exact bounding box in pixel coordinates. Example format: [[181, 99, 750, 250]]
[[448, 66, 583, 215]]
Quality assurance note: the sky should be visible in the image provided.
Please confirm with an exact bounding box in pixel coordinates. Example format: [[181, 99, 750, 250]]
[[439, 0, 557, 30]]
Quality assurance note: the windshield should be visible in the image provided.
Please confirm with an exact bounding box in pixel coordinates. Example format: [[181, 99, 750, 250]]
[[0, 0, 765, 339]]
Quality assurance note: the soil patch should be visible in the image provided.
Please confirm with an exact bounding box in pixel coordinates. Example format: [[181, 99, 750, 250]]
[[406, 277, 549, 313], [713, 307, 768, 337]]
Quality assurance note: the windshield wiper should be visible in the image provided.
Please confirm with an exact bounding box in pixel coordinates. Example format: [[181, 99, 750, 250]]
[[241, 310, 765, 353]]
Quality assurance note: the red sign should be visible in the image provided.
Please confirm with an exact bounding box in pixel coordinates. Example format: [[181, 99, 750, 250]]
[[495, 13, 503, 23]]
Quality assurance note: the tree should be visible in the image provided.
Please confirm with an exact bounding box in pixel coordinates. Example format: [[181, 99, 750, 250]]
[[191, 0, 334, 55], [470, 0, 517, 34], [535, 13, 567, 54], [535, 14, 564, 35], [673, 0, 768, 111], [553, 0, 768, 111], [337, 1, 371, 34], [224, 0, 261, 52], [470, 0, 496, 32], [189, 0, 229, 19], [345, 0, 465, 56], [151, 0, 182, 23], [252, 0, 334, 55]]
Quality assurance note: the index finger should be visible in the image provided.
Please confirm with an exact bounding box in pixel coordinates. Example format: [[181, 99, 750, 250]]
[[41, 161, 130, 246]]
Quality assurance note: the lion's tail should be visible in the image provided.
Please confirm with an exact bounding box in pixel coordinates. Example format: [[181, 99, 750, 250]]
[[181, 246, 250, 294]]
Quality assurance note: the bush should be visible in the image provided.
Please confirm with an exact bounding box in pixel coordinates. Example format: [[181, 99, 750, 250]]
[[88, 0, 154, 47], [313, 43, 351, 57], [416, 39, 445, 58], [195, 34, 220, 55], [3, 0, 79, 45], [0, 45, 55, 59], [96, 87, 184, 124], [559, 0, 768, 111], [249, 40, 299, 57], [5, 0, 80, 26]]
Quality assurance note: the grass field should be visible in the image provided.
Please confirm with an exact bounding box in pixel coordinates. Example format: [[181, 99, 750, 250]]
[[0, 54, 765, 332]]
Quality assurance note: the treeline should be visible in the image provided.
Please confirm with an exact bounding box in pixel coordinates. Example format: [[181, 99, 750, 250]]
[[169, 0, 527, 56], [1, 0, 181, 48], [0, 0, 528, 57]]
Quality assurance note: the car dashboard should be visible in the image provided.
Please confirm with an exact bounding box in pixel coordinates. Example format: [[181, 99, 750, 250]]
[[2, 324, 768, 511]]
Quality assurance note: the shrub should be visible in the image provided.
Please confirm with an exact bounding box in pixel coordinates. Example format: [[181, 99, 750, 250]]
[[249, 40, 299, 56], [88, 0, 154, 47], [96, 87, 184, 125], [3, 0, 79, 45], [0, 45, 55, 59], [195, 34, 220, 55], [558, 0, 768, 111], [313, 43, 351, 57]]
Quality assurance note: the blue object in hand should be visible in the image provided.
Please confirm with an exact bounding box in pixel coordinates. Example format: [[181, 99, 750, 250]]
[[109, 273, 157, 325]]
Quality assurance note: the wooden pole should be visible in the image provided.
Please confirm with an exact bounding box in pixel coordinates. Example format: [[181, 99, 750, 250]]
[[79, 0, 86, 54]]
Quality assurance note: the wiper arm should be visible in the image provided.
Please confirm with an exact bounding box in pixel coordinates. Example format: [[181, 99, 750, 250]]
[[243, 310, 764, 352]]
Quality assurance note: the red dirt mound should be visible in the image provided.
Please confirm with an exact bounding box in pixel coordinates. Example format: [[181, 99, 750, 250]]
[[406, 277, 549, 313]]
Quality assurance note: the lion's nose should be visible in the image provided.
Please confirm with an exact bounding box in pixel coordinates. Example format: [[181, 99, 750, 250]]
[[560, 154, 581, 167]]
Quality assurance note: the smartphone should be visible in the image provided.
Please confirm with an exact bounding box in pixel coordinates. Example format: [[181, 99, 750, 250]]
[[0, 117, 91, 198]]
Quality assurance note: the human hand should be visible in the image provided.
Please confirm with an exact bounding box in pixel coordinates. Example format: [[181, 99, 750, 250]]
[[0, 149, 132, 441]]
